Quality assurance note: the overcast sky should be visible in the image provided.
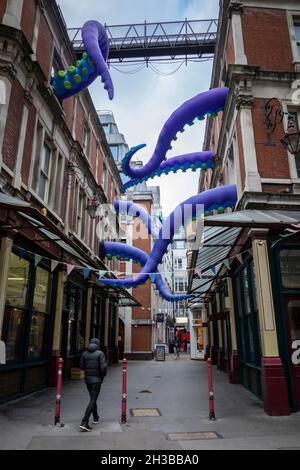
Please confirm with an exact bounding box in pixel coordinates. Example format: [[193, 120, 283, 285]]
[[58, 0, 219, 215]]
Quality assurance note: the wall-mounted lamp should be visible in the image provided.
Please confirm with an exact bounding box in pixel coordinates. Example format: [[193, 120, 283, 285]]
[[265, 98, 300, 155], [86, 194, 100, 219]]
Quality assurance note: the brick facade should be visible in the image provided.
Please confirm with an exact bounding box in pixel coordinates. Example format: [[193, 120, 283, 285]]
[[21, 0, 36, 46], [2, 80, 23, 171], [242, 8, 294, 72], [36, 13, 53, 80]]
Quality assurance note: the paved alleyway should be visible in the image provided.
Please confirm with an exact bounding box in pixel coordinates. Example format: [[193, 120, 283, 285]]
[[0, 357, 300, 450]]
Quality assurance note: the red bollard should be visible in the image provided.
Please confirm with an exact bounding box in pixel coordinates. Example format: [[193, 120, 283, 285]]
[[208, 358, 216, 421], [121, 358, 127, 424], [54, 358, 64, 427]]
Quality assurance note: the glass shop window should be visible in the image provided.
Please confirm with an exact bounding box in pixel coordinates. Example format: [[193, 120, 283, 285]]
[[280, 250, 300, 289], [6, 253, 30, 309], [28, 268, 52, 359]]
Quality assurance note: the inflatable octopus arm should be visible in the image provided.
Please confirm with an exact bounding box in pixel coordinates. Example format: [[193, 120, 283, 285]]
[[51, 21, 114, 101], [102, 242, 192, 302], [100, 185, 238, 289], [120, 88, 228, 185], [115, 200, 159, 239]]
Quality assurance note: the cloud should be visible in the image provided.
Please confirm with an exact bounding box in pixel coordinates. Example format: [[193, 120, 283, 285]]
[[58, 0, 219, 215]]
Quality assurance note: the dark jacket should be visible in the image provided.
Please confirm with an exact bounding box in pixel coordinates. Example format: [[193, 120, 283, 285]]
[[80, 341, 107, 385]]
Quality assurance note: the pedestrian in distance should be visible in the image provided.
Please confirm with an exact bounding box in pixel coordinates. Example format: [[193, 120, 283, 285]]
[[173, 339, 181, 359], [79, 338, 107, 432]]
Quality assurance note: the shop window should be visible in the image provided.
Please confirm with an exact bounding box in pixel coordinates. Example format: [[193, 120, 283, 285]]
[[6, 253, 30, 309], [280, 250, 300, 289], [28, 267, 52, 360], [2, 308, 25, 362]]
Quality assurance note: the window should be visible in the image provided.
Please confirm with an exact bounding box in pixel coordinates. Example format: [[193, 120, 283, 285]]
[[175, 277, 187, 292], [280, 250, 300, 289], [287, 112, 300, 177], [77, 189, 86, 239], [294, 19, 300, 59], [102, 124, 110, 135], [227, 144, 236, 185], [29, 266, 52, 359], [83, 122, 91, 158], [6, 253, 30, 309], [110, 145, 119, 162], [102, 162, 108, 194], [51, 48, 64, 78], [38, 142, 52, 202], [53, 154, 63, 214], [174, 258, 183, 270]]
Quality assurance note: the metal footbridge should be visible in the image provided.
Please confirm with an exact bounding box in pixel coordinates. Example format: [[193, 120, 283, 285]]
[[68, 19, 218, 64]]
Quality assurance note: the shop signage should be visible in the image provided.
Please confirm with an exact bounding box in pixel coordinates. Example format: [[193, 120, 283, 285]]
[[0, 340, 6, 365], [156, 313, 165, 323], [292, 340, 300, 365], [131, 319, 153, 325], [156, 345, 166, 362]]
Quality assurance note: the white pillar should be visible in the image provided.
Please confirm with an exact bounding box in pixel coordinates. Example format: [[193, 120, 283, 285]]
[[239, 105, 262, 192], [3, 0, 24, 29], [12, 94, 32, 190], [0, 77, 13, 170], [231, 9, 247, 65], [0, 235, 14, 338]]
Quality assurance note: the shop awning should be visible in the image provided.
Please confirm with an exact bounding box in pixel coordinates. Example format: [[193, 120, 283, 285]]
[[189, 209, 300, 298], [204, 209, 300, 228], [190, 226, 241, 295], [0, 192, 141, 307]]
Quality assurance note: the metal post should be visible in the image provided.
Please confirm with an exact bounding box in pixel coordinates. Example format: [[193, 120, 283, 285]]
[[121, 358, 127, 424], [208, 358, 216, 421], [54, 358, 64, 427]]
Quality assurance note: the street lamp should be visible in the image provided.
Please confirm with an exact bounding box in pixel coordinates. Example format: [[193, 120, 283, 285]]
[[265, 98, 300, 155], [280, 115, 300, 156], [86, 193, 100, 219]]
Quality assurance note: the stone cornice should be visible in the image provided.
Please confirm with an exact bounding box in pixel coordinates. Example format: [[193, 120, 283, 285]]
[[0, 60, 17, 81], [229, 2, 244, 18], [236, 94, 255, 110]]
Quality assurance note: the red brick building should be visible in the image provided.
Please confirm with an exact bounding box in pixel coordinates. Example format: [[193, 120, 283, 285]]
[[0, 0, 137, 402], [190, 0, 300, 416]]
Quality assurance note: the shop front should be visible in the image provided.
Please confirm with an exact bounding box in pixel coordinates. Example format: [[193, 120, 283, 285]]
[[272, 244, 300, 412], [0, 248, 56, 401]]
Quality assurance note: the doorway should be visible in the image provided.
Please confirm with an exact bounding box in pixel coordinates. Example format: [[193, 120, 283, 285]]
[[285, 297, 300, 411]]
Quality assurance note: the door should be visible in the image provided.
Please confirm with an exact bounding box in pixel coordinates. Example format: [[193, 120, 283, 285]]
[[286, 298, 300, 410]]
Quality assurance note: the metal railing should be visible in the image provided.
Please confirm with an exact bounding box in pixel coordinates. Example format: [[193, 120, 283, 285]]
[[68, 19, 218, 63]]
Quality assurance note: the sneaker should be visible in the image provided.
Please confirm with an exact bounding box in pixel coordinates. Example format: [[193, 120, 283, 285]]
[[79, 423, 92, 432], [93, 418, 100, 425]]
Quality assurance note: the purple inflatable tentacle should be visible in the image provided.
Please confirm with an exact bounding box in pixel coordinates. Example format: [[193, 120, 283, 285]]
[[82, 21, 114, 100], [101, 242, 192, 301], [114, 201, 159, 239], [100, 185, 238, 289], [122, 88, 228, 179], [120, 151, 215, 193]]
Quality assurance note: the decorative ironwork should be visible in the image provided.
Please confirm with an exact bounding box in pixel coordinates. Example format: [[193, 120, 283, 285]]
[[68, 19, 218, 64], [264, 98, 285, 135]]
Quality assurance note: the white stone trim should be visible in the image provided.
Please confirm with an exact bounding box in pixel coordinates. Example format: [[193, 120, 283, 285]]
[[2, 0, 24, 30], [231, 9, 247, 65], [239, 107, 262, 192], [0, 78, 12, 170], [12, 104, 28, 190], [261, 178, 293, 184]]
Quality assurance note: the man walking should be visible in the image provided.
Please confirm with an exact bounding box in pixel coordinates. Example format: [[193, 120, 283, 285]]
[[79, 338, 107, 432]]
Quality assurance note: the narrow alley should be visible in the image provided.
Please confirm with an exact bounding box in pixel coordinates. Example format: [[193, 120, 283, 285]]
[[1, 358, 299, 451]]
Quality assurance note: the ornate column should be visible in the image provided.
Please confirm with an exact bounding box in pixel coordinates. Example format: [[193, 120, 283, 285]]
[[104, 297, 110, 361], [236, 89, 262, 192], [229, 3, 247, 65], [0, 63, 17, 170], [0, 229, 15, 338], [250, 229, 290, 416], [85, 283, 93, 347], [227, 276, 240, 384], [216, 289, 225, 370], [13, 89, 33, 190], [49, 269, 67, 386]]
